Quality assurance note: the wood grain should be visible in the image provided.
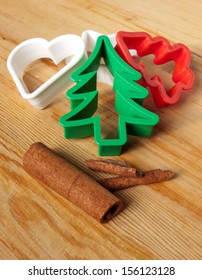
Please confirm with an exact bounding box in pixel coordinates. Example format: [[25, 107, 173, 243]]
[[0, 0, 202, 260]]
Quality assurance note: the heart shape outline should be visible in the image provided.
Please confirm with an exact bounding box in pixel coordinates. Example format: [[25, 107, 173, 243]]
[[7, 35, 87, 109]]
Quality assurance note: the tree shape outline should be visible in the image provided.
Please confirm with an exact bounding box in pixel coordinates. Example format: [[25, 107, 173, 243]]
[[59, 35, 159, 156], [115, 31, 195, 107]]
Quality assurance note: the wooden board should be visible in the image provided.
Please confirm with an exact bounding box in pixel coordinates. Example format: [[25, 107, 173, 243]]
[[0, 0, 201, 260]]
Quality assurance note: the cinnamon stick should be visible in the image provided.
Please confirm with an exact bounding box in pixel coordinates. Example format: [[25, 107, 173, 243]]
[[23, 142, 124, 223], [85, 159, 143, 177], [99, 169, 175, 191]]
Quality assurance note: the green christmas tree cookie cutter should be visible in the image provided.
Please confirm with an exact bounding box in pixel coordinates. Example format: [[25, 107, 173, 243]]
[[59, 35, 159, 156]]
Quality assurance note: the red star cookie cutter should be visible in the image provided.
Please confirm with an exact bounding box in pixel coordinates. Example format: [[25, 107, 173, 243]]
[[115, 31, 195, 107]]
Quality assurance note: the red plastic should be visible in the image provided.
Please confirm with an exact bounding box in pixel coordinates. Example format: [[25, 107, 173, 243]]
[[115, 31, 195, 107]]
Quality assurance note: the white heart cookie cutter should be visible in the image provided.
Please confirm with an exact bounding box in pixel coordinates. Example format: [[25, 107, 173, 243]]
[[7, 35, 87, 109], [7, 31, 138, 109]]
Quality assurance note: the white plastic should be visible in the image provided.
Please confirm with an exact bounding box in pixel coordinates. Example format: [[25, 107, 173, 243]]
[[81, 30, 116, 52], [81, 30, 137, 86], [7, 35, 87, 109], [82, 30, 116, 87]]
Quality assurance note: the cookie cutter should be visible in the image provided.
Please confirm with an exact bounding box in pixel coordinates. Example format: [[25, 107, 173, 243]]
[[59, 35, 159, 156], [82, 30, 117, 52], [115, 31, 195, 107], [82, 30, 116, 86], [7, 35, 87, 109], [82, 30, 137, 85]]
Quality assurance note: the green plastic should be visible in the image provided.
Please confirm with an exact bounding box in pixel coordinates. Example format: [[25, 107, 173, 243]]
[[59, 35, 159, 156]]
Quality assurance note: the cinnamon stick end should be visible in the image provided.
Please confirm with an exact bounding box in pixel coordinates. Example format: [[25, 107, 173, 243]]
[[101, 200, 125, 223]]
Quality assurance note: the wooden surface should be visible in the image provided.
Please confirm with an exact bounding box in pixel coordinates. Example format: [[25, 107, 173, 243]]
[[0, 0, 202, 260]]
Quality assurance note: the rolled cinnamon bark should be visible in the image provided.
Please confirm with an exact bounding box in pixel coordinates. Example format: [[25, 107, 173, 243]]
[[85, 159, 142, 177], [99, 169, 175, 191], [23, 142, 124, 223]]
